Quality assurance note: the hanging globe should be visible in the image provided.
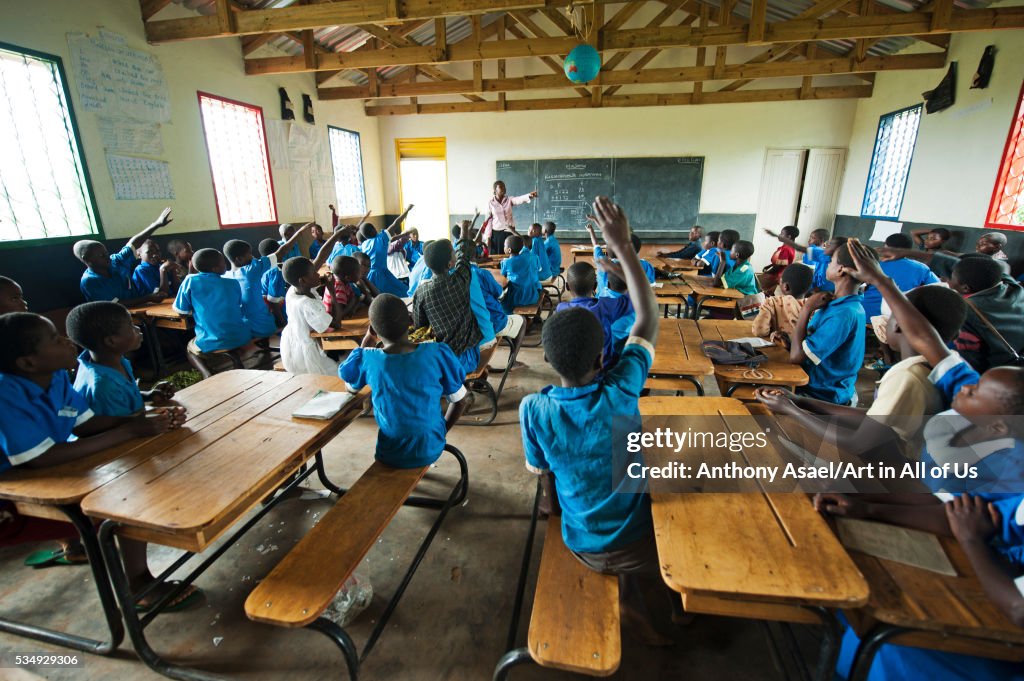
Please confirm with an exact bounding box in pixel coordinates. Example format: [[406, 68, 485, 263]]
[[564, 44, 601, 84]]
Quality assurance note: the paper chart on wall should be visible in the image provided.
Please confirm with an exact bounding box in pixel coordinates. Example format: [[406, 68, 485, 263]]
[[290, 168, 313, 218], [106, 154, 174, 200], [869, 221, 903, 242], [67, 31, 171, 123], [312, 177, 338, 227], [265, 119, 290, 170], [97, 117, 163, 156], [288, 124, 319, 164]]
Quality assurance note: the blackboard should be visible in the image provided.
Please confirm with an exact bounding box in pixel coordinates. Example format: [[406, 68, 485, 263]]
[[496, 156, 704, 234]]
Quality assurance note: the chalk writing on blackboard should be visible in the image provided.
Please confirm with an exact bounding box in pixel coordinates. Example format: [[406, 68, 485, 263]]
[[67, 31, 171, 123], [106, 154, 174, 200]]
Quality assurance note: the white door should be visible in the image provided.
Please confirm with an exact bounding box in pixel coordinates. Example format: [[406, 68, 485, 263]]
[[752, 149, 807, 270], [796, 148, 847, 237], [398, 158, 450, 242]]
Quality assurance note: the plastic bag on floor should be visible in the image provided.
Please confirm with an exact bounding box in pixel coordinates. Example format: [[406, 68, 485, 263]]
[[322, 573, 373, 627]]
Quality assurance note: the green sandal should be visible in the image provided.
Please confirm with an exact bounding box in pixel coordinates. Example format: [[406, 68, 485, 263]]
[[24, 548, 89, 568]]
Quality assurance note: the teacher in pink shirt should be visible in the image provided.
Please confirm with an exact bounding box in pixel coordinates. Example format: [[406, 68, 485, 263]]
[[483, 180, 537, 256]]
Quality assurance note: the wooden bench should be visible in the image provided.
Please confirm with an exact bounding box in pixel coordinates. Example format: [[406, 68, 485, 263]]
[[463, 343, 499, 425], [246, 445, 469, 681], [494, 514, 621, 680], [516, 289, 552, 348]]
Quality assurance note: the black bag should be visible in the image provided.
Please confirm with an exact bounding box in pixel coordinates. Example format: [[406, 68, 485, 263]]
[[701, 340, 769, 368]]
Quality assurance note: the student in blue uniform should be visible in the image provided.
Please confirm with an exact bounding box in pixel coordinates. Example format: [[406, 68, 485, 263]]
[[276, 223, 304, 262], [692, 231, 721, 276], [223, 224, 310, 341], [403, 228, 424, 266], [358, 205, 415, 298], [811, 236, 847, 293], [500, 234, 540, 313], [67, 302, 176, 416], [556, 261, 632, 371], [307, 223, 327, 260], [257, 239, 289, 328], [131, 239, 177, 297], [326, 225, 360, 264], [589, 227, 657, 295], [406, 247, 433, 296], [173, 248, 252, 356], [527, 223, 553, 283], [600, 270, 635, 357], [339, 294, 468, 468], [656, 225, 704, 260], [788, 241, 869, 405], [543, 221, 562, 275], [75, 207, 174, 305], [861, 233, 939, 318]]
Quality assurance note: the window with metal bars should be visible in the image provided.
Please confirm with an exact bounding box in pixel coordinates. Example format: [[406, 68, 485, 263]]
[[197, 92, 277, 228], [860, 105, 922, 221], [328, 126, 367, 218], [0, 42, 101, 247], [986, 80, 1024, 231]]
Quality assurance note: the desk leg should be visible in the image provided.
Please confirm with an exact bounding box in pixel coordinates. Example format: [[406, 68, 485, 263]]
[[308, 618, 360, 681], [0, 505, 124, 655], [848, 625, 903, 681], [807, 606, 844, 681]]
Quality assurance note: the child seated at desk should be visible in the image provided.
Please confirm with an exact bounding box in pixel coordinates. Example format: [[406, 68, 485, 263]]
[[527, 224, 554, 284], [657, 225, 704, 261], [861, 233, 939, 319], [403, 228, 423, 266], [557, 261, 632, 371], [276, 223, 303, 262], [752, 263, 813, 344], [325, 224, 361, 265], [66, 302, 177, 416], [352, 252, 380, 302], [693, 231, 721, 276], [0, 276, 28, 314], [520, 197, 683, 646], [358, 205, 415, 297], [761, 225, 799, 293], [173, 249, 252, 357], [75, 207, 173, 306], [543, 221, 562, 275], [324, 256, 365, 324], [166, 239, 195, 282], [500, 234, 540, 313], [589, 227, 658, 295], [716, 239, 759, 295], [811, 235, 847, 293], [258, 239, 288, 329], [308, 223, 327, 260], [281, 258, 340, 376], [603, 271, 635, 357], [911, 226, 953, 254], [339, 294, 468, 468], [131, 239, 177, 297], [0, 312, 198, 610], [223, 223, 311, 342]]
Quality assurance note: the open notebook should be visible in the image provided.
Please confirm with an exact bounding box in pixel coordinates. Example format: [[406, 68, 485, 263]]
[[291, 390, 357, 420]]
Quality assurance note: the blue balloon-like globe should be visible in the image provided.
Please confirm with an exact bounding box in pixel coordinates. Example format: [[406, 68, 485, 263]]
[[564, 44, 601, 84]]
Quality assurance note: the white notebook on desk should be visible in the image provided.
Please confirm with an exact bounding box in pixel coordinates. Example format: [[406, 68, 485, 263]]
[[292, 390, 355, 420]]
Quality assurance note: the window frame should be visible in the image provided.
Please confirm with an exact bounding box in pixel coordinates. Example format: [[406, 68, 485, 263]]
[[859, 103, 923, 222], [327, 125, 367, 219], [985, 78, 1024, 231], [196, 91, 278, 229], [0, 40, 103, 250]]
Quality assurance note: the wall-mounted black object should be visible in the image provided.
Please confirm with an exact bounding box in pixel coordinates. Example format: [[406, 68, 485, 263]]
[[923, 62, 956, 114], [279, 87, 295, 120], [302, 94, 314, 124], [972, 45, 996, 89]]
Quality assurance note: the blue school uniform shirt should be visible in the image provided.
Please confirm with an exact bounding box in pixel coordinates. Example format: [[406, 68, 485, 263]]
[[501, 252, 540, 312], [173, 272, 251, 353], [308, 240, 326, 260], [799, 294, 865, 405], [602, 289, 635, 355], [918, 410, 1024, 496], [475, 266, 508, 334], [468, 267, 495, 347], [261, 266, 288, 323], [277, 239, 301, 262], [862, 258, 940, 318], [695, 247, 720, 277], [813, 255, 834, 292], [407, 257, 431, 296], [594, 246, 657, 295], [80, 244, 140, 302], [519, 340, 655, 554], [0, 370, 93, 472], [404, 240, 423, 266], [557, 296, 633, 370], [338, 343, 467, 468], [72, 351, 144, 417], [361, 232, 409, 297], [326, 242, 359, 265], [928, 352, 980, 409], [224, 255, 279, 339], [803, 245, 825, 266], [131, 261, 162, 295], [530, 238, 552, 280], [544, 236, 562, 273]]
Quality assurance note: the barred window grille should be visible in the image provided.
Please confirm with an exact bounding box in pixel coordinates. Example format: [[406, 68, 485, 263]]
[[328, 126, 367, 218], [0, 43, 100, 245], [198, 93, 277, 227], [861, 105, 922, 220], [986, 80, 1024, 230]]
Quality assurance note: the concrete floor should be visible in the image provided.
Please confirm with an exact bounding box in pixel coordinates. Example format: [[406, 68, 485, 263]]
[[0, 323, 881, 681]]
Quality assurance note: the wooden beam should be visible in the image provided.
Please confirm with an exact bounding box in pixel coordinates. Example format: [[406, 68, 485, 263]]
[[748, 0, 768, 43], [302, 29, 316, 70], [792, 0, 851, 21], [434, 17, 447, 60], [497, 15, 506, 111], [505, 17, 590, 98], [241, 33, 274, 56], [931, 0, 953, 31], [140, 0, 173, 22], [319, 51, 945, 99], [801, 43, 817, 98], [602, 0, 695, 97], [364, 83, 875, 115], [214, 0, 234, 34]]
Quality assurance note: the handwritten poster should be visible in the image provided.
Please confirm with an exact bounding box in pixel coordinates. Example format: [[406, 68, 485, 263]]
[[289, 168, 313, 218], [98, 116, 163, 156], [106, 154, 175, 200], [265, 119, 290, 170], [67, 30, 171, 123]]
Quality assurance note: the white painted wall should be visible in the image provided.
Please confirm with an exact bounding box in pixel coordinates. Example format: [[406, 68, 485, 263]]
[[835, 26, 1024, 228], [0, 0, 384, 239]]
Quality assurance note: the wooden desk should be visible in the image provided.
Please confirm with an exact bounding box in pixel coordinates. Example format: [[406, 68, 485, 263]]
[[311, 311, 370, 352], [646, 319, 713, 395], [683, 276, 744, 318], [652, 257, 700, 274], [570, 246, 593, 264], [653, 281, 692, 318], [639, 396, 868, 681], [698, 319, 808, 397], [127, 301, 191, 331]]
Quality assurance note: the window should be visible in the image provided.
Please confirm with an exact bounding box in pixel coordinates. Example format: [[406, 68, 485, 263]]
[[0, 42, 100, 246], [328, 126, 367, 218], [861, 105, 922, 220], [396, 137, 449, 242], [986, 80, 1024, 230], [197, 92, 277, 227]]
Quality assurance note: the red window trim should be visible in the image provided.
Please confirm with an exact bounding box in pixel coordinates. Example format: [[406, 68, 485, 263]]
[[197, 91, 279, 229], [985, 78, 1024, 231]]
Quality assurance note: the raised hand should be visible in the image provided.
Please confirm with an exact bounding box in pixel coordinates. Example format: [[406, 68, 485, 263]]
[[153, 207, 173, 229], [841, 238, 887, 286]]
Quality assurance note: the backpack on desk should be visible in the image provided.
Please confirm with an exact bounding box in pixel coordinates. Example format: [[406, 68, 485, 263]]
[[701, 340, 769, 368]]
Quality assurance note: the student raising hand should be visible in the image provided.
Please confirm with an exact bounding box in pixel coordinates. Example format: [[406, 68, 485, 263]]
[[840, 238, 887, 285]]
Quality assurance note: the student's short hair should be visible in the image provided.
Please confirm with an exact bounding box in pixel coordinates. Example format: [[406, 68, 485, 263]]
[[542, 308, 604, 383], [66, 301, 131, 351], [451, 224, 463, 240], [904, 286, 966, 344], [138, 238, 159, 253], [705, 231, 721, 244], [73, 239, 103, 263], [691, 225, 704, 234], [994, 367, 1024, 416], [781, 264, 814, 297], [629, 233, 642, 254], [885, 233, 914, 249], [193, 248, 225, 273], [331, 255, 360, 278], [811, 228, 830, 240], [831, 235, 849, 247], [505, 234, 524, 254], [282, 257, 315, 286], [981, 231, 1007, 246], [531, 223, 542, 231], [607, 271, 627, 293], [543, 221, 556, 234], [780, 226, 799, 239], [733, 240, 755, 260], [566, 262, 597, 296], [953, 254, 1003, 292], [279, 223, 295, 238], [257, 239, 278, 257], [166, 239, 189, 257], [0, 312, 49, 373], [719, 229, 740, 249], [930, 228, 951, 240], [223, 239, 252, 262], [353, 251, 370, 266], [424, 239, 454, 273], [369, 293, 409, 341], [358, 223, 377, 241], [834, 242, 877, 268], [0, 275, 18, 292]]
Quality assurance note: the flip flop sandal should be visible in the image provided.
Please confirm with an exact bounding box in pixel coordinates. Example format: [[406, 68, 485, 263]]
[[135, 583, 204, 614], [24, 548, 87, 568]]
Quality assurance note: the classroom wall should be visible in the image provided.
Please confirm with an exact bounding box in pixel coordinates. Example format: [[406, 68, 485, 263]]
[[0, 0, 386, 310], [833, 24, 1024, 269]]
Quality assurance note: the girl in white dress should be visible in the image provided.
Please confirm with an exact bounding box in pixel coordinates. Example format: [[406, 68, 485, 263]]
[[279, 232, 343, 375]]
